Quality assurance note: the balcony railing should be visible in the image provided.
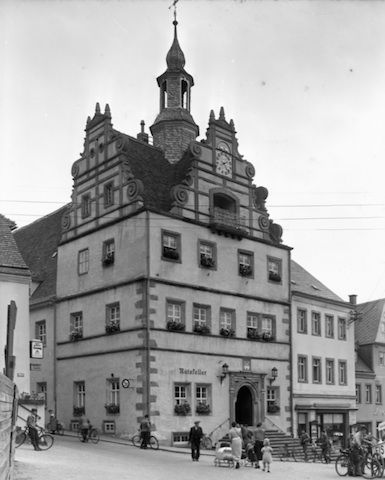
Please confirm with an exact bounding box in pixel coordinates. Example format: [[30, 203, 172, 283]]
[[210, 207, 247, 238]]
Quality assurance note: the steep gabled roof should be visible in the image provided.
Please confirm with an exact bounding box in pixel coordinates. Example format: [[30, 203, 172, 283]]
[[0, 213, 30, 277], [290, 259, 345, 303], [355, 298, 385, 345], [13, 205, 69, 303]]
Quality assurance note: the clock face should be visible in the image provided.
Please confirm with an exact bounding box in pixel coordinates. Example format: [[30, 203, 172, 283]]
[[216, 150, 232, 177]]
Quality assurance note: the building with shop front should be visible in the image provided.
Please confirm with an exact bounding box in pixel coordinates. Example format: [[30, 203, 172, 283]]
[[291, 260, 356, 447], [355, 298, 385, 437]]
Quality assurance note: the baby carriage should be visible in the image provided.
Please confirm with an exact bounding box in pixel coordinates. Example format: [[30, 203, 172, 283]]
[[214, 440, 234, 467]]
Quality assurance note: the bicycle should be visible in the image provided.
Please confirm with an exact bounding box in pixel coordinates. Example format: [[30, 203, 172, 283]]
[[335, 447, 383, 478], [279, 443, 297, 462], [15, 425, 54, 450], [305, 445, 329, 463], [132, 432, 159, 450], [46, 420, 64, 435], [77, 425, 99, 444]]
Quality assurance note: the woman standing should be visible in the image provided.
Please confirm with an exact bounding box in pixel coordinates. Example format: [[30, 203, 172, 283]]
[[228, 422, 243, 469]]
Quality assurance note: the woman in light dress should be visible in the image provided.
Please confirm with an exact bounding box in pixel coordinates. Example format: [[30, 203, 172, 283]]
[[228, 422, 243, 469]]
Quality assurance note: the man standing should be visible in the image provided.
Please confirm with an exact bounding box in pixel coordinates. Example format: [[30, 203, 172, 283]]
[[26, 408, 40, 451], [189, 420, 203, 461], [300, 430, 310, 461], [350, 425, 368, 475], [140, 414, 151, 449], [253, 422, 265, 468]]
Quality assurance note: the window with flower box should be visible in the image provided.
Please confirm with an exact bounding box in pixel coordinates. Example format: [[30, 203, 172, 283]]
[[325, 315, 334, 338], [267, 387, 279, 414], [102, 239, 115, 266], [106, 303, 120, 333], [297, 309, 307, 334], [238, 250, 254, 277], [193, 304, 211, 334], [174, 383, 191, 415], [195, 385, 211, 415], [247, 313, 259, 339], [267, 257, 282, 283], [78, 249, 89, 275], [166, 300, 185, 331], [70, 312, 83, 341], [162, 231, 181, 262], [220, 309, 235, 337], [246, 313, 276, 341], [199, 241, 216, 269]]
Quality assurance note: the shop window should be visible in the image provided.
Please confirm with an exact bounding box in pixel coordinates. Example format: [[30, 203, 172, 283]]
[[298, 356, 308, 383], [102, 240, 115, 266], [325, 315, 334, 338], [312, 357, 321, 384], [78, 248, 89, 275], [297, 309, 307, 334], [162, 231, 181, 262], [199, 241, 216, 269], [238, 250, 253, 277], [35, 320, 47, 346], [311, 312, 321, 336]]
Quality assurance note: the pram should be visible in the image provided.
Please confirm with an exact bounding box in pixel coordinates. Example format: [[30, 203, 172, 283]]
[[214, 440, 234, 467]]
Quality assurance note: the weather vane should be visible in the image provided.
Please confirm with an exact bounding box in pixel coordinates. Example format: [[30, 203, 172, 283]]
[[169, 0, 179, 22]]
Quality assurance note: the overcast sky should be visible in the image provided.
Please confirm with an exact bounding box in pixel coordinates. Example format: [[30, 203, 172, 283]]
[[1, 0, 385, 304]]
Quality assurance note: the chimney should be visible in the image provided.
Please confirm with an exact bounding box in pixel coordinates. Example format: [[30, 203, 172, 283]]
[[349, 294, 357, 305], [137, 120, 149, 144]]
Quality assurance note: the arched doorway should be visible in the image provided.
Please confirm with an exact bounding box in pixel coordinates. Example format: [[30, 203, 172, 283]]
[[235, 385, 253, 426]]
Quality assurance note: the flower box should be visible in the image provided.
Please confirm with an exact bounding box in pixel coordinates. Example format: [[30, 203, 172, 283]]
[[69, 328, 83, 342], [267, 404, 280, 414], [239, 265, 253, 276], [200, 255, 215, 268], [196, 403, 211, 415], [261, 332, 275, 341], [73, 406, 85, 416], [163, 247, 179, 260], [269, 271, 281, 282], [174, 403, 191, 415], [105, 321, 120, 334], [167, 320, 185, 332], [105, 403, 120, 414], [102, 252, 115, 266], [247, 328, 260, 340], [220, 327, 235, 338], [193, 323, 211, 334]]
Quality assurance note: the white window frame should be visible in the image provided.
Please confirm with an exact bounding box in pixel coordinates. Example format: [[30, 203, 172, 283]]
[[35, 320, 47, 346], [312, 357, 321, 384], [338, 318, 347, 340], [298, 309, 307, 334], [75, 381, 85, 408], [376, 385, 382, 404], [78, 248, 89, 275], [298, 356, 308, 383], [326, 358, 334, 384], [325, 315, 334, 338], [312, 311, 321, 336], [339, 360, 347, 385], [107, 378, 120, 406]]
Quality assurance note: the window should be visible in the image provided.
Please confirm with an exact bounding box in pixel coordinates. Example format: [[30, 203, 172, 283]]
[[325, 315, 334, 338], [339, 361, 347, 385], [267, 387, 279, 414], [174, 383, 191, 414], [246, 313, 276, 340], [338, 318, 347, 340], [162, 231, 181, 262], [74, 381, 85, 408], [103, 421, 116, 434], [81, 194, 91, 218], [104, 182, 114, 207], [297, 309, 307, 334], [238, 250, 253, 277], [106, 378, 120, 410], [220, 309, 235, 336], [380, 352, 385, 366], [298, 356, 308, 382], [326, 359, 334, 384], [381, 322, 385, 334], [312, 357, 321, 383], [106, 303, 120, 332], [70, 312, 83, 340], [167, 301, 184, 323], [376, 385, 382, 404], [102, 240, 115, 266], [311, 312, 321, 336], [365, 384, 372, 404], [247, 313, 258, 329], [35, 320, 47, 346], [262, 317, 273, 335], [356, 384, 361, 404], [195, 385, 211, 414], [267, 257, 282, 283], [78, 249, 89, 275], [199, 241, 216, 269], [193, 304, 211, 333]]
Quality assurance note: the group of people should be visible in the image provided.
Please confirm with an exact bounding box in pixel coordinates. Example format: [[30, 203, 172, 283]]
[[299, 429, 332, 463]]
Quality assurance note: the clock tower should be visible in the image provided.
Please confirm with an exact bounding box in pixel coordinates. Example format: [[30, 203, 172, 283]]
[[150, 19, 199, 164]]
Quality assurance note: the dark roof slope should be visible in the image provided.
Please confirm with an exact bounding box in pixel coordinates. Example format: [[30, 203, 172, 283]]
[[13, 205, 68, 303], [291, 259, 345, 303], [355, 299, 385, 345], [0, 214, 30, 277]]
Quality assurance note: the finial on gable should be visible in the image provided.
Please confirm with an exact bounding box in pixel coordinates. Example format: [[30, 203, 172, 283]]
[[219, 107, 226, 121], [95, 103, 101, 114], [105, 104, 111, 118]]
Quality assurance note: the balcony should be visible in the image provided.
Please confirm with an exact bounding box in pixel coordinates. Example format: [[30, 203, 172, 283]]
[[209, 207, 247, 239]]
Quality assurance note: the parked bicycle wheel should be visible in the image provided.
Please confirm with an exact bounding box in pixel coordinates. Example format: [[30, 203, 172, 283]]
[[361, 456, 383, 479], [201, 436, 212, 450], [15, 431, 27, 448], [89, 429, 99, 444], [38, 434, 54, 450], [132, 434, 141, 447], [335, 454, 350, 476], [149, 436, 159, 450]]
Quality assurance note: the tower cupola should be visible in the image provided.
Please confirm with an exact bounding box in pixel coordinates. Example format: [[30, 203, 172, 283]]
[[150, 18, 199, 164]]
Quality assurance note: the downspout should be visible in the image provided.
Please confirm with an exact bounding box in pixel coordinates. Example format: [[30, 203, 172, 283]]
[[288, 254, 294, 436], [145, 210, 151, 416], [52, 297, 57, 415]]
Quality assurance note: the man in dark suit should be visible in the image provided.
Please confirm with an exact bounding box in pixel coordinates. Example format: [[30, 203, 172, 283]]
[[189, 420, 203, 461]]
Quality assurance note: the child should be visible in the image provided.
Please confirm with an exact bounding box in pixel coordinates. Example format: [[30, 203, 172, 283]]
[[261, 438, 273, 472]]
